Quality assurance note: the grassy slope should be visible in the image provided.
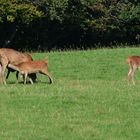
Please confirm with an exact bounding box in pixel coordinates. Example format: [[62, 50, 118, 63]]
[[0, 47, 140, 140]]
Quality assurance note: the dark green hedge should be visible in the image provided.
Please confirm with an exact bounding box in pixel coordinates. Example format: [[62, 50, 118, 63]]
[[0, 0, 140, 50]]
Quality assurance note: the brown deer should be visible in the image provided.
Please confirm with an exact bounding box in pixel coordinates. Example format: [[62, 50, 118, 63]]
[[8, 59, 53, 84], [127, 56, 140, 84], [0, 48, 36, 84]]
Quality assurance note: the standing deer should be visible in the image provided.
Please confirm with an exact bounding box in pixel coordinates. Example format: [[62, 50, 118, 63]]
[[0, 48, 36, 84], [8, 59, 53, 84], [127, 56, 140, 84]]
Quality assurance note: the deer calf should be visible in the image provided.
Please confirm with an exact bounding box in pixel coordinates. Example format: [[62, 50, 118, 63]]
[[127, 56, 140, 84], [8, 59, 53, 84]]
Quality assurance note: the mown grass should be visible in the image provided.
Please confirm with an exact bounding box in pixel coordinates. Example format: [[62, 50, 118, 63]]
[[0, 47, 140, 140]]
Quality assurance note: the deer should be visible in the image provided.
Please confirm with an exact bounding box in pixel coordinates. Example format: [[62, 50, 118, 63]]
[[127, 56, 140, 85], [0, 48, 36, 84], [8, 59, 53, 84]]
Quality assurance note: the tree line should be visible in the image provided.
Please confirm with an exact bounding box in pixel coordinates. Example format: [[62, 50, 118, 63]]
[[0, 0, 140, 51]]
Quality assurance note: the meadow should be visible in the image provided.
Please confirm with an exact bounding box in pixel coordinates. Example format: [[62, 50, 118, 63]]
[[0, 47, 140, 140]]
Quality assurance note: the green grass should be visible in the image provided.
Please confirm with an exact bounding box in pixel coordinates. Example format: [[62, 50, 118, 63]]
[[1, 47, 140, 140]]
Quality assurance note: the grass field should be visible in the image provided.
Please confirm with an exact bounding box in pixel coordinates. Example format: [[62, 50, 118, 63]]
[[1, 47, 140, 140]]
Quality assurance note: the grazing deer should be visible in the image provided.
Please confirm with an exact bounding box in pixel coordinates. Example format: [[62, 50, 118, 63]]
[[0, 48, 36, 84], [127, 56, 140, 84], [8, 59, 53, 84]]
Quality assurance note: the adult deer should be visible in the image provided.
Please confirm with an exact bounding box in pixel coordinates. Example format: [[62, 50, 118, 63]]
[[0, 48, 36, 84], [127, 56, 140, 85]]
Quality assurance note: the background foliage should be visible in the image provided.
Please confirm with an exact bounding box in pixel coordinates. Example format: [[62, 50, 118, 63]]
[[0, 0, 140, 50]]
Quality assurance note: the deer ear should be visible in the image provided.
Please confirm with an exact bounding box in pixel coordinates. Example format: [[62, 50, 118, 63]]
[[45, 56, 48, 60], [44, 56, 48, 63]]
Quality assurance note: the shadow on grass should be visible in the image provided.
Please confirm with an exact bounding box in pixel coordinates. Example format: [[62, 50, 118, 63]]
[[7, 80, 51, 85]]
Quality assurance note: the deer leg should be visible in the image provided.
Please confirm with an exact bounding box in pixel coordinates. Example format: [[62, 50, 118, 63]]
[[0, 56, 8, 84], [1, 65, 7, 85], [16, 71, 19, 83], [128, 67, 133, 84], [131, 67, 137, 85], [24, 72, 28, 84], [128, 65, 137, 85], [29, 73, 37, 82], [6, 69, 10, 79], [29, 77, 34, 84], [1, 63, 8, 85], [40, 70, 53, 84], [0, 64, 2, 83], [47, 73, 53, 84]]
